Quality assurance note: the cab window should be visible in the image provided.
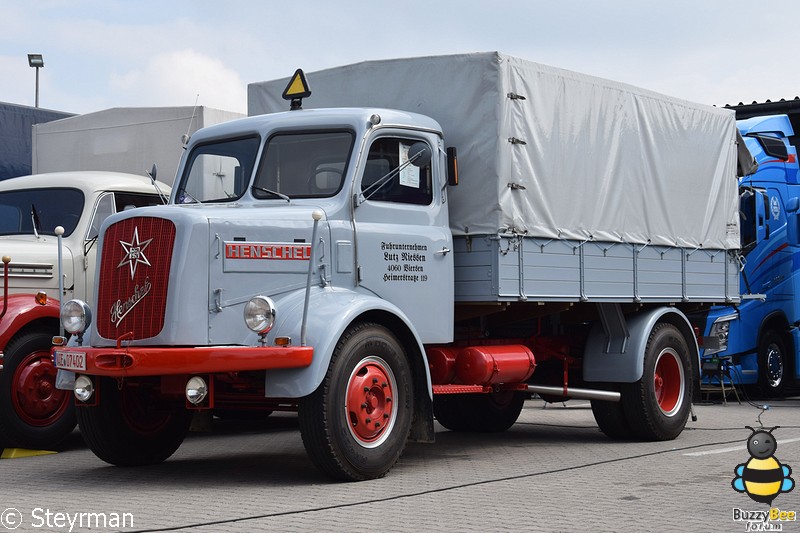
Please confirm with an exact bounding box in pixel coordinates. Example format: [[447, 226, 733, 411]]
[[361, 138, 432, 205]]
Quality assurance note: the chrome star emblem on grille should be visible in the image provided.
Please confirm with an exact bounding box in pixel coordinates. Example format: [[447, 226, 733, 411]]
[[118, 227, 153, 279]]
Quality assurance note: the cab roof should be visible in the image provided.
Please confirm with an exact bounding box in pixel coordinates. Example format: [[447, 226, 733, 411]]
[[0, 171, 171, 196]]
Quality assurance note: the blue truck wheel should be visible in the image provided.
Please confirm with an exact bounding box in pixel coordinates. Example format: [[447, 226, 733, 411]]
[[757, 330, 788, 398]]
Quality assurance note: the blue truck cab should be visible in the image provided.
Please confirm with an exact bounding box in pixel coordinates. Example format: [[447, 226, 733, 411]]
[[702, 114, 800, 396]]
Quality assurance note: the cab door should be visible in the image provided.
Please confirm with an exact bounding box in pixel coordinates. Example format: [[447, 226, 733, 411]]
[[353, 132, 453, 343]]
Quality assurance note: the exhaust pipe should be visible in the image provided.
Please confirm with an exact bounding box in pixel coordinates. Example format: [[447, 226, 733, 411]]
[[526, 384, 621, 403]]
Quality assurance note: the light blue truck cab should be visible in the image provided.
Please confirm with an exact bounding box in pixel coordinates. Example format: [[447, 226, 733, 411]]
[[701, 114, 800, 396], [53, 54, 747, 481]]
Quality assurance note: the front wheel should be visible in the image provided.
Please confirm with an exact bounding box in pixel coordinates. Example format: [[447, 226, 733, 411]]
[[757, 330, 788, 398], [76, 377, 192, 466], [0, 329, 76, 449], [621, 323, 693, 441], [299, 322, 413, 481]]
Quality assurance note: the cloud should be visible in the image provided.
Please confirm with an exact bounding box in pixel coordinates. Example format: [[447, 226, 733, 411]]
[[110, 49, 246, 113]]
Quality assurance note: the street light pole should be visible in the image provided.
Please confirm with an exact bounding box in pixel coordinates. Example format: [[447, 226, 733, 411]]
[[27, 54, 44, 108]]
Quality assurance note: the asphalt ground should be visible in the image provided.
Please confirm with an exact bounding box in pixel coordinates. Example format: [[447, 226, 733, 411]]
[[0, 390, 798, 533]]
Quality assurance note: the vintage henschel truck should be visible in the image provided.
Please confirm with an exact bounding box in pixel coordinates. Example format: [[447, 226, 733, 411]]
[[54, 53, 755, 480], [0, 172, 169, 449]]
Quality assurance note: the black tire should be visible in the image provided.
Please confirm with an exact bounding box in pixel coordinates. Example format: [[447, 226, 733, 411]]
[[213, 409, 273, 421], [591, 392, 634, 440], [298, 322, 413, 481], [621, 323, 693, 441], [435, 391, 525, 433], [757, 330, 788, 398], [433, 394, 473, 431], [77, 377, 192, 466], [0, 329, 76, 449]]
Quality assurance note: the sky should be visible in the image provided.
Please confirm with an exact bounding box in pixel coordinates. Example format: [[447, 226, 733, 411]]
[[1, 0, 797, 116]]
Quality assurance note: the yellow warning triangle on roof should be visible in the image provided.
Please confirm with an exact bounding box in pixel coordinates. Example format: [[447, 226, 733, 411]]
[[282, 69, 312, 101]]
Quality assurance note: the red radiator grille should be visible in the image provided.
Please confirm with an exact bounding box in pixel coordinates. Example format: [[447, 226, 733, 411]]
[[97, 217, 175, 340]]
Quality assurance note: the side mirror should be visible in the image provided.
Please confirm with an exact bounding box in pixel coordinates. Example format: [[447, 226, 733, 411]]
[[408, 142, 432, 167], [447, 147, 459, 186]]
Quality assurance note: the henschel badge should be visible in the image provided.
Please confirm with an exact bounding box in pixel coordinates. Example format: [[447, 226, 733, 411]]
[[118, 226, 153, 279]]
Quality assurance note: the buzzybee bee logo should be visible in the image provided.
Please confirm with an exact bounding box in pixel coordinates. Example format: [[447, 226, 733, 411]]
[[732, 426, 795, 505]]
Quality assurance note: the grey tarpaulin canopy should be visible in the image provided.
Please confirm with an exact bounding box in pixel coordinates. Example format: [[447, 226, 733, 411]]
[[249, 52, 741, 250]]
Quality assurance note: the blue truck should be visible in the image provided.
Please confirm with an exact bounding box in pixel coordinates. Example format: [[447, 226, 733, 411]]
[[701, 113, 800, 397]]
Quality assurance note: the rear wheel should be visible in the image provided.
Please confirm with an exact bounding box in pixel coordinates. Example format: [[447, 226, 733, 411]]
[[0, 329, 76, 449], [299, 322, 413, 481], [435, 391, 525, 432], [591, 384, 634, 440], [77, 377, 192, 466], [757, 329, 788, 398], [621, 323, 693, 441]]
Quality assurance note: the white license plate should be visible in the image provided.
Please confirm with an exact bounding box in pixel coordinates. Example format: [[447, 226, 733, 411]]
[[54, 350, 86, 372]]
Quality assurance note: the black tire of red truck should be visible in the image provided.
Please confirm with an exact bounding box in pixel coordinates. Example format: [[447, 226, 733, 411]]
[[76, 376, 192, 466], [298, 322, 414, 481], [0, 328, 76, 449]]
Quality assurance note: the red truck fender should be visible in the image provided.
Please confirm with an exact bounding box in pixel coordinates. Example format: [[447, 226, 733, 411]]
[[0, 294, 61, 349]]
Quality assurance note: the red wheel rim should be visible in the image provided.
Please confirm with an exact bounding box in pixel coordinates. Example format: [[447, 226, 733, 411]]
[[345, 356, 397, 448], [653, 348, 684, 417], [11, 349, 70, 427]]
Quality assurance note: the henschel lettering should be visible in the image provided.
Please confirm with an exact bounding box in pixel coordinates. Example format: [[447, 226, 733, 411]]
[[110, 278, 152, 326]]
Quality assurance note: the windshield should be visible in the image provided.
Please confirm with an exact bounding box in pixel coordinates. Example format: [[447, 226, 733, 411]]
[[253, 131, 354, 199], [177, 131, 355, 204], [0, 188, 85, 237], [177, 136, 261, 203]]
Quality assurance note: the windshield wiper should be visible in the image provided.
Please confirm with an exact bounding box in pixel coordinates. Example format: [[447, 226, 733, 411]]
[[31, 203, 41, 239], [177, 189, 201, 204], [252, 185, 290, 203]]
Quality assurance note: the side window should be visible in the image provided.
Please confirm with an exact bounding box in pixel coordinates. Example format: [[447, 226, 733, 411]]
[[88, 193, 115, 240], [361, 138, 432, 205]]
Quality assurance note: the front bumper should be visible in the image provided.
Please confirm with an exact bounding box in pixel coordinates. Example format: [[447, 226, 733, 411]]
[[52, 345, 313, 377]]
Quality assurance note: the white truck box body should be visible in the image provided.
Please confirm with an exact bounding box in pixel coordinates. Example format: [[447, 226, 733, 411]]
[[249, 52, 740, 251], [32, 106, 243, 187]]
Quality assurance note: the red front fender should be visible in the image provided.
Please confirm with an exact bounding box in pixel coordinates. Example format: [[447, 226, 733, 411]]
[[0, 294, 61, 348]]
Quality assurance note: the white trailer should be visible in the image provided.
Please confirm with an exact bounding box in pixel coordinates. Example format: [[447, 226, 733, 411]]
[[32, 106, 243, 186]]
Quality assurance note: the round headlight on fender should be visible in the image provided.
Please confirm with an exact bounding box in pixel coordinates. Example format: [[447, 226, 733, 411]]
[[61, 299, 92, 334], [243, 295, 276, 334]]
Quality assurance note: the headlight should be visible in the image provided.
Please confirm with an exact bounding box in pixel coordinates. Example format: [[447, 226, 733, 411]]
[[61, 299, 92, 334], [243, 296, 276, 334], [704, 315, 735, 355], [185, 376, 209, 405], [74, 375, 94, 402]]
